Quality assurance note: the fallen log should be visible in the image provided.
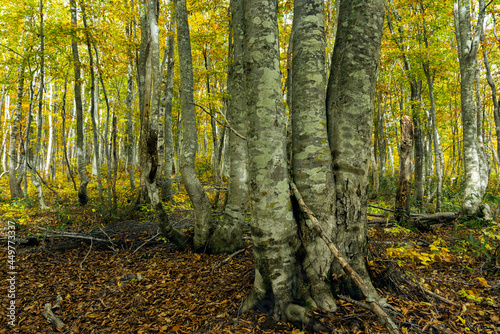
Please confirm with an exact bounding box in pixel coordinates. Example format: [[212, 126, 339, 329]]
[[368, 212, 459, 231]]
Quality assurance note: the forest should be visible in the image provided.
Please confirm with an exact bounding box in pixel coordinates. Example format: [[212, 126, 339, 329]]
[[0, 0, 500, 332]]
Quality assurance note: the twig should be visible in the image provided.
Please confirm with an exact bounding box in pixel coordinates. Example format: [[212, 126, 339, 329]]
[[131, 229, 161, 255], [192, 102, 247, 140], [406, 280, 459, 306], [27, 161, 63, 202], [98, 227, 118, 252], [211, 247, 249, 274], [290, 182, 400, 334], [32, 227, 108, 243], [80, 239, 93, 269], [368, 204, 395, 213]]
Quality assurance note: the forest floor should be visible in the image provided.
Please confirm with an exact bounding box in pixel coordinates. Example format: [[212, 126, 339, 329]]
[[0, 176, 500, 333]]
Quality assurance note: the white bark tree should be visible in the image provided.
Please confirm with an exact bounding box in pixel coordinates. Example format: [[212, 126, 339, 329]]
[[454, 0, 489, 217]]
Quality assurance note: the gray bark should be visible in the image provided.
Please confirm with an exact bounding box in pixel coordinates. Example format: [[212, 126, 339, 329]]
[[70, 0, 89, 205], [454, 0, 488, 217], [240, 0, 300, 321], [291, 0, 337, 312], [175, 0, 212, 251], [8, 64, 25, 200], [161, 23, 175, 200], [142, 0, 188, 249], [208, 0, 248, 254], [81, 4, 104, 203], [326, 0, 384, 300], [126, 60, 137, 189], [395, 116, 413, 222]]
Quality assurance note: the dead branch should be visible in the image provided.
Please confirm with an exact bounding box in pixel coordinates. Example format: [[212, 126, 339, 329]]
[[192, 102, 247, 141], [32, 227, 109, 243], [43, 303, 65, 331], [211, 246, 250, 274], [80, 239, 93, 269], [131, 229, 161, 255], [290, 182, 400, 334], [406, 280, 459, 306], [368, 204, 395, 213], [27, 161, 63, 203]]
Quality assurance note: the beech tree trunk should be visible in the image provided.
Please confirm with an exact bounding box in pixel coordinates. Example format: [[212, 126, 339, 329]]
[[175, 0, 212, 251], [160, 23, 175, 200], [8, 64, 25, 200], [454, 0, 488, 217], [241, 0, 384, 324], [395, 116, 414, 222], [326, 0, 384, 300], [290, 0, 337, 312], [208, 0, 248, 254], [81, 4, 104, 203]]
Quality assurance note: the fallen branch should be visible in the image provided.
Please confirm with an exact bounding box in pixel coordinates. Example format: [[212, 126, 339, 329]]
[[32, 227, 108, 243], [291, 182, 400, 334], [43, 303, 65, 331], [131, 229, 161, 255], [368, 204, 394, 213], [211, 246, 250, 274], [80, 239, 93, 269], [406, 280, 459, 307]]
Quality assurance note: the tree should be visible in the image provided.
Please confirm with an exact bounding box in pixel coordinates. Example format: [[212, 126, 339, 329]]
[[175, 0, 212, 251], [207, 0, 248, 254], [240, 0, 384, 324], [454, 0, 489, 217], [70, 0, 89, 205]]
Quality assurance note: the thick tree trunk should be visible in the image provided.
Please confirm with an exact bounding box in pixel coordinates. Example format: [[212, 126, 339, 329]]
[[395, 116, 413, 222], [326, 0, 384, 300], [290, 0, 337, 312], [240, 0, 300, 321], [208, 0, 248, 254], [8, 64, 25, 200], [175, 0, 212, 251], [70, 0, 89, 205], [454, 0, 488, 217]]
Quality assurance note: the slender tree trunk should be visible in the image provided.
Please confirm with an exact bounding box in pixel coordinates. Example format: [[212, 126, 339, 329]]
[[175, 0, 212, 251], [483, 38, 500, 172], [61, 74, 77, 191], [395, 116, 414, 222], [208, 0, 249, 255], [410, 79, 424, 207], [143, 0, 188, 249], [161, 23, 175, 200], [70, 0, 89, 205], [126, 60, 137, 190], [8, 64, 25, 200], [31, 0, 48, 210], [81, 4, 104, 203]]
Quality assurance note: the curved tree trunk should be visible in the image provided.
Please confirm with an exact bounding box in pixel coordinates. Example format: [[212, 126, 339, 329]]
[[326, 0, 384, 300], [175, 0, 212, 251], [208, 0, 248, 254]]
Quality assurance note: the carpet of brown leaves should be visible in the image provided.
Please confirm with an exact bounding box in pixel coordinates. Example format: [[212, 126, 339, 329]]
[[1, 216, 499, 333]]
